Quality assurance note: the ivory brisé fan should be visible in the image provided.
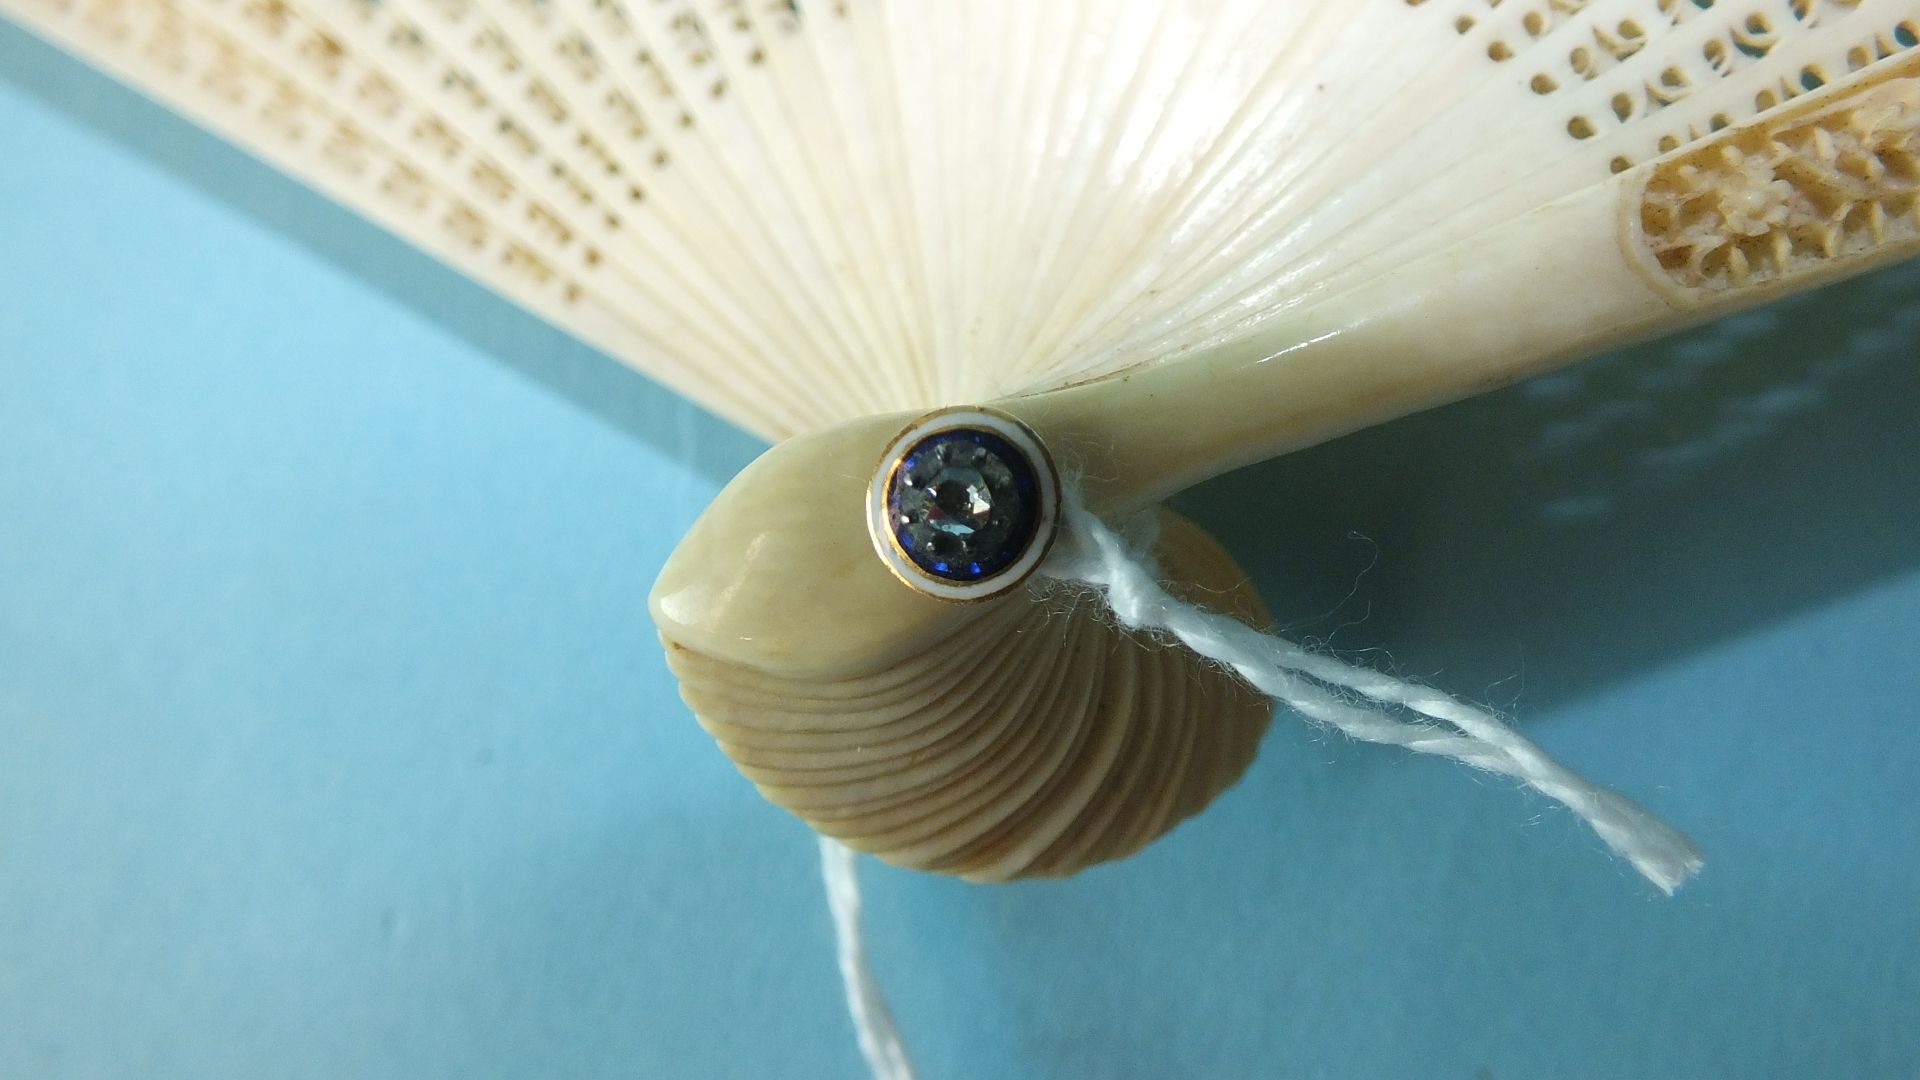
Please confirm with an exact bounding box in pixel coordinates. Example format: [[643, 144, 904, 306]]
[[9, 0, 1920, 884]]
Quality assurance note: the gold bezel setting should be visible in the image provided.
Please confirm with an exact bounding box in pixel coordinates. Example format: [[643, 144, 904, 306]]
[[866, 407, 1061, 603]]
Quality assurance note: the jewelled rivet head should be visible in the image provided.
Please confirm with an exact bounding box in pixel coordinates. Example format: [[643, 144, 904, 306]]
[[867, 407, 1061, 602]]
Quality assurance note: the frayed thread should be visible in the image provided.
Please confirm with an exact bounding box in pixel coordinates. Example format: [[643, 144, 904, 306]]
[[820, 487, 1704, 1080], [1037, 487, 1704, 895]]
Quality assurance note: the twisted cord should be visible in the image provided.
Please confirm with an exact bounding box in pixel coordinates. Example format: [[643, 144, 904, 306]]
[[821, 490, 1704, 1080], [1037, 489, 1705, 895], [821, 838, 918, 1080]]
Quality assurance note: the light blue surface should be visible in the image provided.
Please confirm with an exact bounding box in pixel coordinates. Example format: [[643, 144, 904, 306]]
[[3, 21, 1918, 1079]]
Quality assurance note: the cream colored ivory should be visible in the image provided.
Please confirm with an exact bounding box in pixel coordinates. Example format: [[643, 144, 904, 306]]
[[15, 0, 1920, 439], [1033, 61, 1920, 512], [15, 0, 1920, 877], [654, 60, 1920, 876], [660, 507, 1272, 881]]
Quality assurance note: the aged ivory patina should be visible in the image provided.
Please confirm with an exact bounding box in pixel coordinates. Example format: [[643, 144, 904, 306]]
[[13, 0, 1920, 879]]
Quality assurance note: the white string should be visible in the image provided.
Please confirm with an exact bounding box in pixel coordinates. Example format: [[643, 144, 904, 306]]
[[820, 837, 919, 1080], [818, 489, 1703, 1079], [1037, 487, 1706, 895]]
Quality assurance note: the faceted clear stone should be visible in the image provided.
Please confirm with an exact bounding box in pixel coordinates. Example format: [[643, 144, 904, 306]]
[[892, 436, 1026, 574]]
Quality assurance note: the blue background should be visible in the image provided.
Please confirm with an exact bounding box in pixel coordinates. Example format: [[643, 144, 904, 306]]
[[4, 19, 1918, 1079]]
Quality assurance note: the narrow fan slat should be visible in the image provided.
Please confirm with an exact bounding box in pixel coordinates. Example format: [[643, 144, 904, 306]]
[[17, 0, 1917, 431]]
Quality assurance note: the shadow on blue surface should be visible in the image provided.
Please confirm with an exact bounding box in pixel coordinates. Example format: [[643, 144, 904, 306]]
[[5, 13, 1919, 1080], [9, 13, 1917, 724], [0, 17, 767, 490], [8, 12, 1920, 720], [1172, 262, 1920, 712]]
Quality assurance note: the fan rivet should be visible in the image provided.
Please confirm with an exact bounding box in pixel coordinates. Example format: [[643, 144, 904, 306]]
[[867, 408, 1060, 602]]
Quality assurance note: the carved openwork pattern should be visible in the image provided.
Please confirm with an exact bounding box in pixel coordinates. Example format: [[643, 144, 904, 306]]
[[1404, 0, 1916, 175], [1641, 76, 1920, 288]]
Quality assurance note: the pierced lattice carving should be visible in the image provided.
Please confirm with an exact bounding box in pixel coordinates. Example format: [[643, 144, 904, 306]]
[[1638, 72, 1920, 290], [1408, 0, 1918, 178]]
